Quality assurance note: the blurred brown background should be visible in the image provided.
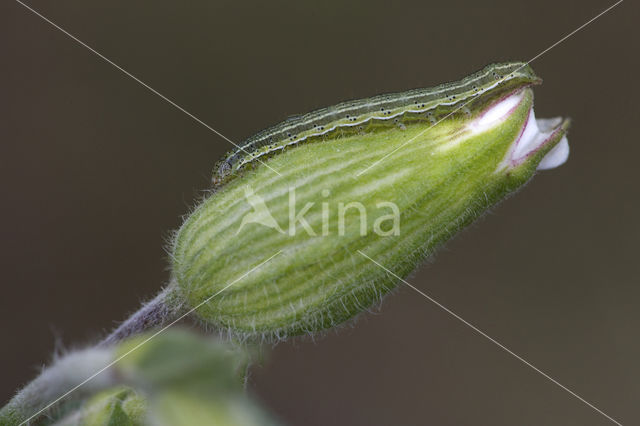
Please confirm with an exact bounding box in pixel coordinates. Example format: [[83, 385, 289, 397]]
[[1, 0, 637, 424]]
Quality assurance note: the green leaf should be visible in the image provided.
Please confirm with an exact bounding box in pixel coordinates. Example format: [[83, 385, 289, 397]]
[[2, 330, 278, 426], [52, 387, 146, 426]]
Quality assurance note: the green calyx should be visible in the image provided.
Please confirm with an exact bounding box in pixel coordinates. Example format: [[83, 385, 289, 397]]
[[170, 63, 570, 340]]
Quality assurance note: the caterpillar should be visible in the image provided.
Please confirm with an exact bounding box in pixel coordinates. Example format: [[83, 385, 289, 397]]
[[213, 61, 540, 187]]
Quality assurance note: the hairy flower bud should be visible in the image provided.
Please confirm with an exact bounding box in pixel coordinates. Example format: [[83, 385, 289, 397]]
[[170, 62, 570, 340]]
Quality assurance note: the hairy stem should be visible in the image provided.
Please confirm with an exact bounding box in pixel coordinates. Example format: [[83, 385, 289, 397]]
[[0, 346, 115, 425], [0, 286, 183, 425], [100, 285, 181, 347]]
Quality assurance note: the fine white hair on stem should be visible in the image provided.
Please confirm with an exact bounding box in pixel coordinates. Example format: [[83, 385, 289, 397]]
[[2, 347, 115, 422]]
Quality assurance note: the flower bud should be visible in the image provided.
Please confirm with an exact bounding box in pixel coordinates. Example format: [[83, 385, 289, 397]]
[[171, 62, 570, 340]]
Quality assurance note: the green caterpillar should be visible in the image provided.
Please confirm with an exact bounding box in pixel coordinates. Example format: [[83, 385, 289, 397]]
[[214, 62, 540, 187]]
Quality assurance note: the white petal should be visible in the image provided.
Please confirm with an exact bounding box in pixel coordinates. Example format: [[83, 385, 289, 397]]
[[470, 90, 525, 134], [537, 136, 570, 170]]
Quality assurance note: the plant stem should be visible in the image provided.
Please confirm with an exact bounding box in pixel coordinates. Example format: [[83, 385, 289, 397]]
[[0, 347, 115, 426], [100, 286, 181, 347], [0, 286, 184, 425]]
